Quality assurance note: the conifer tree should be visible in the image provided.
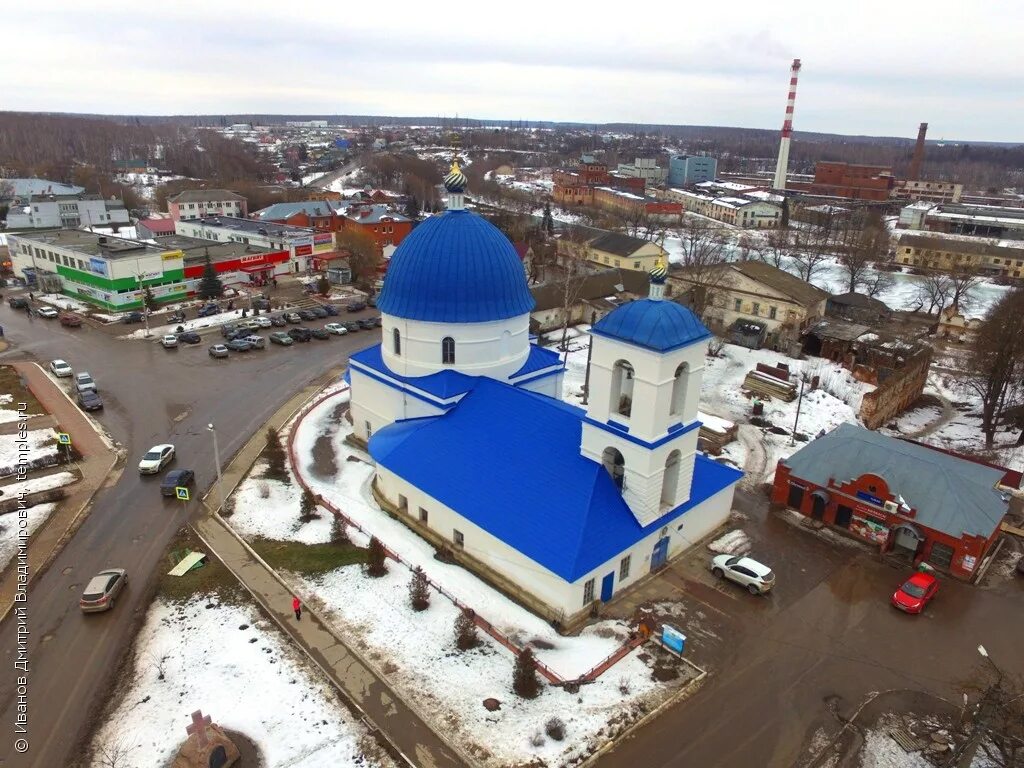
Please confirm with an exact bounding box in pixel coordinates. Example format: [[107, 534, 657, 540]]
[[513, 647, 540, 699]]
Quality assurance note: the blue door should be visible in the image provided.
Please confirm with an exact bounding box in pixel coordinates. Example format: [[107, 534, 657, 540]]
[[651, 537, 670, 571], [600, 572, 614, 602]]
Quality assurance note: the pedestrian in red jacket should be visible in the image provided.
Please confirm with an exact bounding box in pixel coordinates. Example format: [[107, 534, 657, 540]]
[[292, 596, 302, 621]]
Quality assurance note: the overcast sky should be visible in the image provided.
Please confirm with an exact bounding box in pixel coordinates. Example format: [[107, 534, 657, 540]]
[[4, 1, 1019, 142]]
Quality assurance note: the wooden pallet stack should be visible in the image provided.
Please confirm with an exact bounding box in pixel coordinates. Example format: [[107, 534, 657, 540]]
[[741, 362, 797, 402]]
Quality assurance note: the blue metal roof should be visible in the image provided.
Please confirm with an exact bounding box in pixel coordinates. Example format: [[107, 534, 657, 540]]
[[377, 210, 535, 323], [591, 299, 711, 352], [511, 345, 563, 379], [369, 378, 741, 581], [350, 345, 476, 401]]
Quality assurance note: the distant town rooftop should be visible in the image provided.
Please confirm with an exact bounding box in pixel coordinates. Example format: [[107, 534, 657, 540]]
[[12, 229, 167, 258], [183, 216, 314, 237], [153, 234, 275, 263], [167, 188, 247, 203]]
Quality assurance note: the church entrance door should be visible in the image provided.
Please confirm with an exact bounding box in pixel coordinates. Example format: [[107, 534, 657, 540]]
[[600, 572, 614, 602], [650, 537, 669, 571]]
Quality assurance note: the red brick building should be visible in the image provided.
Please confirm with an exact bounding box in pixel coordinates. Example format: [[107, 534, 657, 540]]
[[773, 423, 1015, 581], [798, 162, 895, 201], [339, 202, 413, 251], [553, 158, 647, 207]]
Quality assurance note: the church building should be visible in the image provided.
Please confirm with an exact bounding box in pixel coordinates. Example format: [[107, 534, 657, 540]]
[[348, 162, 742, 627]]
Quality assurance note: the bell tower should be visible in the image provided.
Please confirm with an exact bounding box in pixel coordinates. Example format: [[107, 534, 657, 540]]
[[580, 260, 709, 527]]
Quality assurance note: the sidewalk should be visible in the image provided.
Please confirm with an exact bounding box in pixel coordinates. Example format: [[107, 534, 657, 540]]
[[192, 514, 467, 768], [191, 365, 469, 768], [0, 362, 119, 619]]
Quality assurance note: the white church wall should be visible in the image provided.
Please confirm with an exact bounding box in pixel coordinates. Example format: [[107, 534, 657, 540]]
[[516, 370, 564, 398], [350, 368, 448, 441], [381, 313, 532, 380], [376, 467, 581, 615]]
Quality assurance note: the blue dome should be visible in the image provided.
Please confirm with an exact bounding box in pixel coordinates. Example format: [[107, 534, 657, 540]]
[[377, 210, 535, 323], [591, 299, 710, 352]]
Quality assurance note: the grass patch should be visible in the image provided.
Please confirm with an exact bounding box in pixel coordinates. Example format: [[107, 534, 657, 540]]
[[250, 537, 367, 575], [0, 365, 45, 415], [157, 526, 240, 601]]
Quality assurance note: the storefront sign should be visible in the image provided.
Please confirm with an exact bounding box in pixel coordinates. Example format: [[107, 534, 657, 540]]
[[240, 253, 267, 265], [313, 233, 333, 245], [313, 242, 335, 254], [855, 490, 885, 506], [161, 251, 181, 261], [89, 257, 108, 276], [850, 516, 889, 545], [962, 555, 977, 572], [139, 270, 162, 282], [294, 244, 313, 257]]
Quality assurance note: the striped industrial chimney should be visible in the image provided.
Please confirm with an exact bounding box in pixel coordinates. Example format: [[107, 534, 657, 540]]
[[772, 58, 802, 191]]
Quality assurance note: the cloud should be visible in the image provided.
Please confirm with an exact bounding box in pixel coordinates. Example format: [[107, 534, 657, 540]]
[[3, 0, 1019, 141]]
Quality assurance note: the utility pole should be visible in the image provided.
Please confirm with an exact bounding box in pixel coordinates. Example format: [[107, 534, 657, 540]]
[[790, 374, 807, 446], [950, 645, 1004, 768], [207, 423, 224, 513]]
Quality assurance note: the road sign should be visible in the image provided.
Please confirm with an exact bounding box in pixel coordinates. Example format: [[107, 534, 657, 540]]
[[175, 487, 190, 501], [57, 433, 71, 445]]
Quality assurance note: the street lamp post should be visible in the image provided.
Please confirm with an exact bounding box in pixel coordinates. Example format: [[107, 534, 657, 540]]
[[135, 259, 152, 338], [208, 423, 223, 513]]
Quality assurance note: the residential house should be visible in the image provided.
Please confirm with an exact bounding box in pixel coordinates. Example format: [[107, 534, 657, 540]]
[[5, 194, 130, 229], [560, 231, 668, 273], [167, 189, 248, 221], [896, 233, 1024, 279], [826, 292, 893, 324]]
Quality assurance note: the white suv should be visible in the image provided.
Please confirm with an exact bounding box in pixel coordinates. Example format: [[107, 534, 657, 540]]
[[161, 334, 179, 349], [710, 554, 775, 595]]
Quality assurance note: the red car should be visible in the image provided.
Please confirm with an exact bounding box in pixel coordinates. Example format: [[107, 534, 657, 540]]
[[891, 572, 939, 614], [60, 313, 82, 327]]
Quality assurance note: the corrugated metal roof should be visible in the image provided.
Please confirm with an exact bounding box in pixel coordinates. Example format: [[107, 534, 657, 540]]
[[782, 423, 1007, 538], [592, 298, 711, 352], [369, 378, 741, 580]]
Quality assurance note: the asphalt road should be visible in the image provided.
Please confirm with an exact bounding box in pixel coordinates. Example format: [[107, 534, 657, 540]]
[[0, 303, 380, 767]]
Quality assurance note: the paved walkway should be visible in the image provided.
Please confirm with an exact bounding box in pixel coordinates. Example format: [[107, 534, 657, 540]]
[[191, 366, 469, 768], [0, 361, 119, 619], [903, 374, 956, 439]]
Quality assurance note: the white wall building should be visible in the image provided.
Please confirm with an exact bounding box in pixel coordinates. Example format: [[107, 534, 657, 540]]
[[5, 195, 130, 229]]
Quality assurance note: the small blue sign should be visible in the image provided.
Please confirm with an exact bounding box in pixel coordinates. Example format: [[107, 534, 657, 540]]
[[856, 490, 885, 506], [175, 487, 190, 501], [662, 625, 686, 654], [57, 433, 72, 445], [89, 257, 108, 276]]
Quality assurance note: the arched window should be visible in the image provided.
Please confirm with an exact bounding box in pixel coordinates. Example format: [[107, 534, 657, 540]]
[[670, 363, 688, 416], [601, 447, 626, 491], [501, 330, 511, 358], [661, 450, 681, 508], [611, 360, 635, 418], [441, 336, 455, 365], [392, 328, 401, 356]]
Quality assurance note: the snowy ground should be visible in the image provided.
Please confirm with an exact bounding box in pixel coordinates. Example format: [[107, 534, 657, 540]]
[[121, 308, 252, 339], [229, 460, 336, 544], [707, 530, 751, 555], [0, 504, 56, 572], [221, 389, 692, 767], [0, 428, 59, 477], [0, 470, 76, 498], [0, 394, 41, 425], [34, 293, 93, 313], [89, 595, 393, 768]]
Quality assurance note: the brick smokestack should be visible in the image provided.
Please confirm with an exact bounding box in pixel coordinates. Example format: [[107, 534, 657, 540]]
[[908, 122, 928, 180]]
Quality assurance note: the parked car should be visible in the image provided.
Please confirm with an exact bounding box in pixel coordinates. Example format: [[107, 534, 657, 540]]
[[161, 334, 179, 349], [322, 304, 339, 316], [710, 554, 775, 595], [891, 572, 939, 614], [77, 389, 104, 411], [287, 327, 312, 343], [357, 318, 375, 330], [208, 344, 230, 359], [297, 309, 316, 321], [269, 331, 294, 346], [177, 331, 201, 344], [372, 316, 382, 327], [225, 338, 252, 352], [347, 301, 367, 312], [197, 303, 220, 317], [285, 312, 302, 324], [367, 295, 377, 307], [168, 310, 186, 324], [308, 306, 328, 319], [310, 327, 330, 340], [237, 319, 262, 331], [37, 306, 59, 319], [253, 316, 273, 328], [253, 297, 272, 311], [79, 569, 128, 613], [138, 443, 175, 474], [122, 311, 144, 324], [60, 314, 83, 327], [160, 468, 195, 497], [220, 323, 239, 338], [324, 323, 348, 336], [269, 314, 287, 327], [8, 296, 28, 309], [344, 321, 360, 332], [243, 335, 266, 349], [50, 359, 73, 377], [74, 372, 97, 393]]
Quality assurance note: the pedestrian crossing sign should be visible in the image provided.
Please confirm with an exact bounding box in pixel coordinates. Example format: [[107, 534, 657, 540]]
[[57, 433, 71, 445], [175, 487, 190, 501]]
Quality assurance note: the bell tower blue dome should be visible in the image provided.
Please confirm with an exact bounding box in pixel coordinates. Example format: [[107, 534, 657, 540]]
[[377, 210, 535, 323]]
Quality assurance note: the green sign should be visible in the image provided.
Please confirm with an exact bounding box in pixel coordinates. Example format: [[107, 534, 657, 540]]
[[175, 487, 190, 501], [57, 433, 71, 445]]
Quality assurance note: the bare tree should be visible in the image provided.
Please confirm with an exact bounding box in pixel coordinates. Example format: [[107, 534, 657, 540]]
[[858, 269, 896, 299], [915, 271, 953, 316], [948, 265, 983, 312], [557, 254, 590, 351], [940, 661, 1024, 768], [789, 226, 831, 285], [966, 290, 1024, 448], [752, 229, 791, 269], [675, 216, 729, 317], [838, 212, 889, 294]]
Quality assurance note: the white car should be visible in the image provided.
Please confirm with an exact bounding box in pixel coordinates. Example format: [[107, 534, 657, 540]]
[[324, 323, 348, 336], [710, 554, 775, 595], [138, 444, 175, 474], [161, 334, 179, 349], [253, 316, 273, 328], [50, 359, 73, 377], [74, 372, 97, 394], [37, 306, 59, 319]]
